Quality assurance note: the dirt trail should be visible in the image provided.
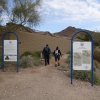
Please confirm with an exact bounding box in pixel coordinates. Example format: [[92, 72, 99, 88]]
[[0, 56, 100, 100]]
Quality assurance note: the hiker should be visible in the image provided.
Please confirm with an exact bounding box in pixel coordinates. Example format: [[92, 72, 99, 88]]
[[42, 44, 51, 66], [53, 46, 62, 67]]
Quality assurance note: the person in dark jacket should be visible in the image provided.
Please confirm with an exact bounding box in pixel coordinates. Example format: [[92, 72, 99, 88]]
[[42, 44, 51, 66], [53, 46, 62, 67]]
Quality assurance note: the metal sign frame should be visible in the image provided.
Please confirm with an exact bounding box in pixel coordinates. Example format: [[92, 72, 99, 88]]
[[1, 32, 19, 72], [70, 30, 94, 86]]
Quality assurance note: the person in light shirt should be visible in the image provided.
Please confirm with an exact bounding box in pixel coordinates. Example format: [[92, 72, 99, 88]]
[[53, 46, 62, 67]]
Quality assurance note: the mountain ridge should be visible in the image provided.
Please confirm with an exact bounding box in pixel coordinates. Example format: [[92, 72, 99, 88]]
[[53, 26, 93, 37]]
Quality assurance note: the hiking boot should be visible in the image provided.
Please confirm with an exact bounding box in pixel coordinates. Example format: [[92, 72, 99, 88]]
[[58, 63, 60, 66]]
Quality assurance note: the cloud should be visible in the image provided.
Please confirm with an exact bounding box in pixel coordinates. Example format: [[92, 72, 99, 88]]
[[40, 0, 100, 22]]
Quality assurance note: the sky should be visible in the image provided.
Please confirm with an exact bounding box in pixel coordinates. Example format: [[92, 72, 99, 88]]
[[1, 0, 100, 33], [35, 0, 100, 33]]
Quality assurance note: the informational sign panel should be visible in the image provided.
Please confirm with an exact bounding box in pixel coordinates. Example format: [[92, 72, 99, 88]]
[[4, 40, 17, 62], [73, 42, 91, 70]]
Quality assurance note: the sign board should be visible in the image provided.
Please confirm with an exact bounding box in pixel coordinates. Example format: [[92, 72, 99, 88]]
[[73, 42, 91, 70], [1, 32, 19, 72], [70, 30, 94, 86], [4, 40, 17, 62]]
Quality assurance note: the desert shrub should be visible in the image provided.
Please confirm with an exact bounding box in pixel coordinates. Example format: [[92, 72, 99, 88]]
[[71, 71, 100, 85], [94, 46, 100, 62], [77, 34, 91, 41], [32, 51, 41, 59], [66, 54, 70, 64], [94, 60, 100, 69], [0, 50, 2, 68], [94, 72, 100, 85], [20, 51, 42, 68], [20, 55, 33, 68], [33, 57, 42, 66], [21, 51, 33, 58], [0, 52, 1, 61], [21, 51, 41, 58], [66, 51, 70, 54], [94, 42, 99, 47], [73, 71, 91, 81]]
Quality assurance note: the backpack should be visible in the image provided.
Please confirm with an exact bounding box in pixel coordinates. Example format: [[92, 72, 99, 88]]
[[43, 47, 50, 55], [55, 50, 59, 55]]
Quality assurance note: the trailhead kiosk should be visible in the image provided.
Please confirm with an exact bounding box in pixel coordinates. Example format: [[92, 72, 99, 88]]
[[1, 32, 19, 72], [70, 30, 94, 86]]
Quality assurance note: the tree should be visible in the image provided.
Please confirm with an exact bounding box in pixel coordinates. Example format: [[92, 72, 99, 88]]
[[0, 0, 7, 13], [0, 0, 41, 27], [0, 0, 7, 24], [11, 0, 41, 27]]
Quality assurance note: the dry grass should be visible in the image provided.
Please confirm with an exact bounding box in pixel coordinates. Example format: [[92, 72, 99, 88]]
[[10, 31, 71, 55]]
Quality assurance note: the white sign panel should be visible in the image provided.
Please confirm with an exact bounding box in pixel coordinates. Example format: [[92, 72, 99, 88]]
[[4, 40, 17, 62], [73, 42, 91, 70]]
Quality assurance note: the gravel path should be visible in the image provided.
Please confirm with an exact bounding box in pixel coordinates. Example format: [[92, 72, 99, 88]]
[[0, 65, 100, 100]]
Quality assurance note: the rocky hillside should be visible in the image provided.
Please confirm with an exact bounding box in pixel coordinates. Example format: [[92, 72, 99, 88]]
[[0, 23, 70, 54], [54, 26, 100, 46], [0, 23, 53, 36], [54, 26, 100, 37], [54, 26, 81, 37]]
